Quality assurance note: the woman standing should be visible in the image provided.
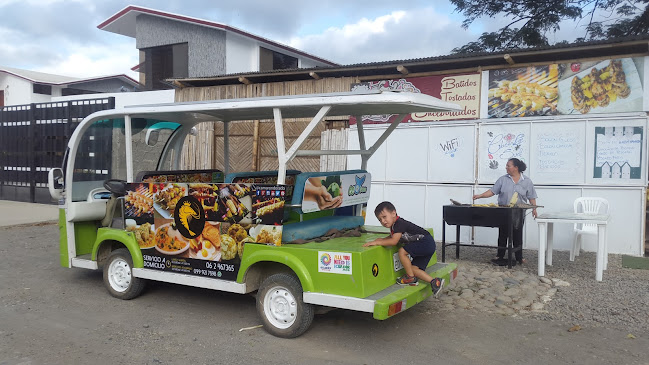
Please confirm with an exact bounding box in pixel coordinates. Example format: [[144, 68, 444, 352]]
[[473, 158, 538, 265]]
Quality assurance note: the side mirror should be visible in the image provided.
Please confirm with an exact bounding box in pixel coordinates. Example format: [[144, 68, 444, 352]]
[[145, 129, 159, 146], [48, 168, 65, 200]]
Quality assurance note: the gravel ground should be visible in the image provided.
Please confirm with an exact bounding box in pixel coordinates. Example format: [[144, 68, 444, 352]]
[[441, 246, 649, 336]]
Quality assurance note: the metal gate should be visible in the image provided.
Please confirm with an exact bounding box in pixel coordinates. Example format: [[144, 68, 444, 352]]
[[0, 97, 115, 203]]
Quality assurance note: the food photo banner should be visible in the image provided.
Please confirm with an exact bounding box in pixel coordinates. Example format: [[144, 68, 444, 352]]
[[350, 73, 481, 125], [301, 172, 371, 213], [483, 56, 647, 118], [122, 182, 287, 281]]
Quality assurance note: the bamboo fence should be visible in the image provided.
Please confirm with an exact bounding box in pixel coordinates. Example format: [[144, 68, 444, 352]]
[[176, 77, 357, 173]]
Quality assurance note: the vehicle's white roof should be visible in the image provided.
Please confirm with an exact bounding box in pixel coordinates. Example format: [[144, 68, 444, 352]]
[[95, 90, 461, 124]]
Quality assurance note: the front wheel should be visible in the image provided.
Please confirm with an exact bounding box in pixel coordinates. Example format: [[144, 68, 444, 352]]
[[103, 248, 145, 300], [256, 273, 314, 338]]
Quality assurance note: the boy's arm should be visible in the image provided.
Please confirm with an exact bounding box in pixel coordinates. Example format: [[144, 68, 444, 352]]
[[363, 233, 401, 247]]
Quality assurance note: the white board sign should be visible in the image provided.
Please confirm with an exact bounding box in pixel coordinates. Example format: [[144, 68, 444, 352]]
[[594, 126, 643, 179], [479, 123, 530, 183], [530, 121, 585, 183], [428, 125, 476, 183], [586, 118, 647, 185]]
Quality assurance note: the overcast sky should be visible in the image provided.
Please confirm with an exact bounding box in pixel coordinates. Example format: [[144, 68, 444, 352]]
[[0, 0, 587, 79]]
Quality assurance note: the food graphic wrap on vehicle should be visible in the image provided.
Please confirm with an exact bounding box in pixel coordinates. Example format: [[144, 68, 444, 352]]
[[123, 182, 287, 281]]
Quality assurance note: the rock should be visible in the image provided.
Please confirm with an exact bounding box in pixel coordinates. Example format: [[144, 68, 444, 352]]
[[460, 289, 475, 298], [547, 288, 558, 296], [540, 295, 552, 303], [456, 299, 470, 309], [531, 302, 545, 311], [539, 277, 552, 285], [517, 299, 533, 308], [503, 288, 521, 297], [503, 278, 521, 286], [496, 296, 512, 304], [552, 279, 570, 287]]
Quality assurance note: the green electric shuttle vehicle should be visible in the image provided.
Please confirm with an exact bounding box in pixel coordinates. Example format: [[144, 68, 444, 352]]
[[48, 90, 460, 337]]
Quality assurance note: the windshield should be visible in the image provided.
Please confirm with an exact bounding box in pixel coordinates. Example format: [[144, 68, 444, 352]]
[[71, 118, 180, 202]]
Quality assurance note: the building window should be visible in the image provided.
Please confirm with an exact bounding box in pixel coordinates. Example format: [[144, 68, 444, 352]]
[[143, 43, 188, 90], [259, 47, 298, 72], [33, 83, 52, 95]]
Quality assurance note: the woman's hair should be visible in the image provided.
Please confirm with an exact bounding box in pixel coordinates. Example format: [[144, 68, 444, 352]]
[[375, 201, 396, 216], [508, 158, 527, 172]]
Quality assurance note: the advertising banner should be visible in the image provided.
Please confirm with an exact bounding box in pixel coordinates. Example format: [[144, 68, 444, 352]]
[[318, 251, 352, 275], [123, 182, 287, 281], [350, 73, 481, 124], [487, 57, 645, 118], [301, 172, 371, 213]]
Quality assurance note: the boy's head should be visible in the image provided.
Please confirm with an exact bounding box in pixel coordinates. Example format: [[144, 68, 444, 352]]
[[374, 201, 397, 228]]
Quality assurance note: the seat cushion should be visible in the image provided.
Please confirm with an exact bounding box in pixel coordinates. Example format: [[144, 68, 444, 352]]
[[282, 215, 365, 242]]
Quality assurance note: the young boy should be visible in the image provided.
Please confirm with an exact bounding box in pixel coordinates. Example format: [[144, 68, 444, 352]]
[[363, 201, 444, 296]]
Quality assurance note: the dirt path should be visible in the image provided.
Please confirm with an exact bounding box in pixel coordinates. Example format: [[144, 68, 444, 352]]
[[1, 223, 646, 365]]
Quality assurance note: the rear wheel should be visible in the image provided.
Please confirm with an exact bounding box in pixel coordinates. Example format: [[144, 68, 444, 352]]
[[103, 248, 145, 299], [256, 273, 314, 338]]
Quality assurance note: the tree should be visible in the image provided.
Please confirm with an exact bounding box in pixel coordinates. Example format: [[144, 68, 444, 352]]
[[451, 0, 649, 53]]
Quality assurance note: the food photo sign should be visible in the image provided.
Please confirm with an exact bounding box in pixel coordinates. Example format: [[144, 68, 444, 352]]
[[301, 172, 371, 213], [123, 182, 287, 281], [485, 57, 646, 118], [350, 73, 481, 124]]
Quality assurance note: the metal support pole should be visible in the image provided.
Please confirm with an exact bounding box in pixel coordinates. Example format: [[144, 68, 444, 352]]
[[273, 108, 287, 184], [124, 115, 133, 182]]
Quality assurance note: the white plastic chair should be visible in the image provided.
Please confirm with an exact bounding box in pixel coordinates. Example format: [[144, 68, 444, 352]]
[[571, 197, 609, 261]]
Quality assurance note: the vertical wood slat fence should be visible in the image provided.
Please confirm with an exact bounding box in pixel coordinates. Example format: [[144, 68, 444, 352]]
[[176, 77, 358, 173], [0, 97, 115, 203]]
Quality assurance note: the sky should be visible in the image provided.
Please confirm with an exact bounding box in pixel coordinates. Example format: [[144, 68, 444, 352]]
[[0, 0, 589, 79]]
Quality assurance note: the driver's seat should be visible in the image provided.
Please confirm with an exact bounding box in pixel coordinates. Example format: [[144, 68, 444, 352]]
[[101, 180, 127, 228]]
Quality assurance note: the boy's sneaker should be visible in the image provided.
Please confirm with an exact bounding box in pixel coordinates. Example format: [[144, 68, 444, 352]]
[[431, 277, 445, 297], [396, 274, 419, 286]]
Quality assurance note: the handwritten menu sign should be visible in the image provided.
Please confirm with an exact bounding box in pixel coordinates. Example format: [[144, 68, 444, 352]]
[[350, 73, 480, 124], [594, 126, 643, 179], [537, 129, 582, 174]]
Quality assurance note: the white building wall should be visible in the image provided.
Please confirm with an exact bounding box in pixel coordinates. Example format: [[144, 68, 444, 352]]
[[300, 58, 325, 69], [1, 75, 35, 106], [52, 89, 174, 108], [348, 115, 648, 256], [225, 33, 259, 74]]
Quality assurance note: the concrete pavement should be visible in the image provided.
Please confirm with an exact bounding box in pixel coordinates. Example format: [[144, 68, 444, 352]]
[[0, 200, 59, 227]]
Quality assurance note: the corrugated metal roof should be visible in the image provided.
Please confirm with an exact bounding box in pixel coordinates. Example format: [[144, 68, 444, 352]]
[[0, 66, 81, 84], [0, 66, 141, 87], [170, 35, 649, 86]]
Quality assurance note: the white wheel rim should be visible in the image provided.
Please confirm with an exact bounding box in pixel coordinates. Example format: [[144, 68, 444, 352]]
[[263, 285, 298, 329], [108, 258, 132, 293]]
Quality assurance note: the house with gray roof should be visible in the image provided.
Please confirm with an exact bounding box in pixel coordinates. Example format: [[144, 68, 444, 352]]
[[0, 66, 140, 107], [98, 5, 338, 90]]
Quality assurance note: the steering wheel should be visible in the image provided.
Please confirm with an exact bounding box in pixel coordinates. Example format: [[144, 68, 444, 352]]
[[103, 179, 128, 197]]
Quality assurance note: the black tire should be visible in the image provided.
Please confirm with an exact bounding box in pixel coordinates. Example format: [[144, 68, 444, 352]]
[[103, 248, 145, 300], [256, 272, 314, 338]]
